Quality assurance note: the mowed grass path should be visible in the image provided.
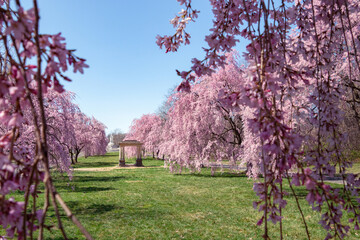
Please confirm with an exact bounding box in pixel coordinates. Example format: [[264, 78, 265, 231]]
[[6, 152, 360, 239]]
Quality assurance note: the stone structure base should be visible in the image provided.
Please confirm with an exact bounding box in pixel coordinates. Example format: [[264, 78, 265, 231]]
[[135, 159, 143, 167], [118, 140, 143, 167]]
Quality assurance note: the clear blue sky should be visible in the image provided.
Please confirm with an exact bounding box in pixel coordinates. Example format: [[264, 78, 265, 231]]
[[31, 0, 247, 133]]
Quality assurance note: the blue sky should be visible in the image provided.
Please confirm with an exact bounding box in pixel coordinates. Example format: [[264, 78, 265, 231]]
[[31, 0, 247, 133]]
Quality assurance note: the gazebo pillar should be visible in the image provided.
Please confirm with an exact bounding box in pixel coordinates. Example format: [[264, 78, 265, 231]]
[[118, 140, 143, 167], [135, 145, 143, 167], [119, 146, 125, 167]]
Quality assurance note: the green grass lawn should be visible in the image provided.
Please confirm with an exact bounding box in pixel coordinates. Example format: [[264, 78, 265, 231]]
[[349, 161, 360, 175], [3, 152, 360, 239]]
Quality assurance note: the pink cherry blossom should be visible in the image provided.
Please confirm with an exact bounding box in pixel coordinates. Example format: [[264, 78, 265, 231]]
[[157, 0, 360, 238]]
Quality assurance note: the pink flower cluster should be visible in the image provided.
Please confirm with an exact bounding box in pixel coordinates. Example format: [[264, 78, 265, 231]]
[[0, 1, 97, 239], [156, 0, 198, 54], [157, 0, 360, 238]]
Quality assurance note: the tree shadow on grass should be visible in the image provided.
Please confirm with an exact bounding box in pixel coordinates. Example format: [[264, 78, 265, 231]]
[[285, 185, 345, 200], [174, 172, 248, 178], [75, 203, 122, 215], [70, 175, 126, 183], [73, 161, 117, 168], [74, 186, 115, 193], [65, 201, 168, 218], [49, 201, 121, 217], [99, 154, 118, 158], [116, 164, 163, 168], [286, 187, 308, 199], [52, 237, 78, 240], [113, 207, 170, 222], [56, 185, 116, 193], [81, 153, 117, 159]]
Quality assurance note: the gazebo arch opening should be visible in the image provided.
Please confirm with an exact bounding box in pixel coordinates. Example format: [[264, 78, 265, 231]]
[[118, 140, 143, 167]]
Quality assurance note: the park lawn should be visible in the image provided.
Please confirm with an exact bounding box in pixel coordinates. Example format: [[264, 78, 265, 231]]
[[70, 153, 165, 169], [3, 152, 360, 239], [349, 160, 360, 174], [346, 151, 360, 174]]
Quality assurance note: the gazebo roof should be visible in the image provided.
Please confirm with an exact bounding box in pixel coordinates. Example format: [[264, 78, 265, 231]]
[[119, 140, 143, 147]]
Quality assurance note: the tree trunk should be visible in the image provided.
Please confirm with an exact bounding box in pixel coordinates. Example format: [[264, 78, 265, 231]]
[[156, 149, 160, 159], [70, 150, 75, 165], [75, 149, 80, 163]]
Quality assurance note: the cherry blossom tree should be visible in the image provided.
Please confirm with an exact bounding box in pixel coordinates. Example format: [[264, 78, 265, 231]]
[[82, 116, 107, 158], [43, 90, 78, 169], [158, 0, 360, 239], [0, 0, 93, 239], [43, 91, 107, 165], [156, 53, 244, 173], [125, 113, 164, 158]]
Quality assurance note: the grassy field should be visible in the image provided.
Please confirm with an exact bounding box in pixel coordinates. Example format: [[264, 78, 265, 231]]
[[3, 152, 360, 239]]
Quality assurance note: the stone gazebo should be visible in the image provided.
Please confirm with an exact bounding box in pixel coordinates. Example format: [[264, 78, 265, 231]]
[[118, 140, 143, 167]]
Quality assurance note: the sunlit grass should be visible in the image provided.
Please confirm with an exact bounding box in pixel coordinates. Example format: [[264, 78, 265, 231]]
[[2, 152, 360, 239], [71, 152, 164, 169]]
